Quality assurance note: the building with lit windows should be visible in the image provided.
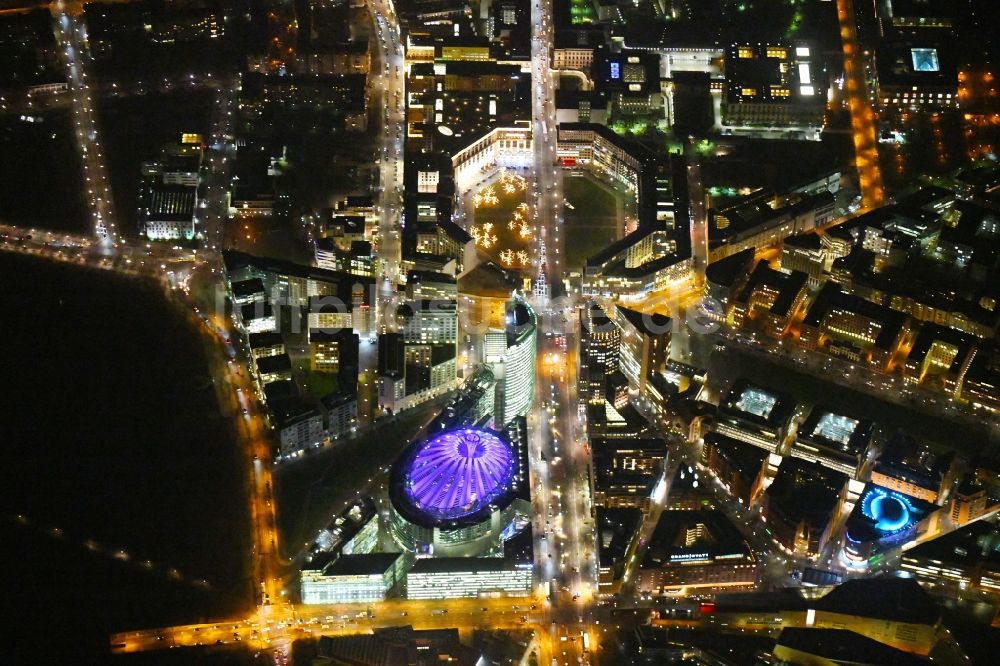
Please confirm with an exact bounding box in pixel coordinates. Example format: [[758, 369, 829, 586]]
[[552, 27, 601, 72], [554, 126, 692, 297], [138, 136, 204, 240], [873, 41, 958, 111], [398, 300, 459, 345], [579, 302, 621, 405], [715, 380, 795, 453], [256, 353, 292, 386], [902, 324, 978, 395], [322, 390, 359, 441], [593, 48, 664, 116], [231, 278, 266, 306], [308, 328, 358, 374], [592, 439, 667, 513], [378, 332, 459, 414], [314, 238, 374, 278], [790, 406, 876, 479], [294, 40, 371, 76], [223, 250, 373, 332], [722, 42, 826, 133], [870, 433, 957, 503], [612, 306, 671, 398], [708, 190, 837, 263], [764, 458, 848, 558], [307, 498, 379, 559], [332, 194, 377, 234], [404, 557, 532, 599], [900, 520, 1000, 596], [727, 261, 809, 339], [388, 423, 530, 557], [319, 212, 367, 242], [703, 433, 769, 509], [140, 182, 199, 240], [307, 298, 355, 336], [666, 463, 716, 512], [597, 508, 643, 594], [270, 399, 326, 458], [555, 89, 608, 125], [406, 270, 458, 301], [780, 234, 829, 288], [948, 482, 989, 525], [248, 331, 285, 359], [238, 302, 276, 333], [300, 553, 404, 604], [798, 282, 911, 370], [637, 510, 756, 595], [557, 123, 646, 193]]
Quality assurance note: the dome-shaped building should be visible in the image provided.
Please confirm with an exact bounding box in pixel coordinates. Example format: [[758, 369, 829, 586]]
[[389, 426, 527, 557]]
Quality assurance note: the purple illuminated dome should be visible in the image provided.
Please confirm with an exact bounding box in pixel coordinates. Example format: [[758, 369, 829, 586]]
[[400, 428, 516, 522]]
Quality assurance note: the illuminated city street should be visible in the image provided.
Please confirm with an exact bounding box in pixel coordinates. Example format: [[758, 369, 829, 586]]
[[52, 0, 117, 242], [835, 0, 885, 209]]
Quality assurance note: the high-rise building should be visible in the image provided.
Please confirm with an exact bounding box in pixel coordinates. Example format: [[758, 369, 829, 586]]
[[488, 298, 537, 427], [580, 302, 621, 405]]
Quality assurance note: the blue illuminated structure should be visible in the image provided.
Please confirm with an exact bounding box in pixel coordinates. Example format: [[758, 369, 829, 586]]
[[862, 486, 915, 532], [843, 484, 938, 565], [391, 427, 519, 527]]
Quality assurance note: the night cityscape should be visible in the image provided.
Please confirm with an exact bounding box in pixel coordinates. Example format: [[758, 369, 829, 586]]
[[4, 0, 1000, 664]]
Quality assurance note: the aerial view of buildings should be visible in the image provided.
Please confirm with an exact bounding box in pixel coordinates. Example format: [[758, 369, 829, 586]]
[[2, 0, 1000, 664]]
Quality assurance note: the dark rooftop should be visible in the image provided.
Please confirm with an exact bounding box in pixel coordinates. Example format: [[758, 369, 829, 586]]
[[409, 557, 522, 574], [617, 306, 671, 337], [766, 457, 847, 526], [256, 353, 291, 375], [248, 331, 284, 349], [776, 628, 930, 666], [596, 508, 642, 568], [815, 578, 941, 625], [324, 553, 401, 577]]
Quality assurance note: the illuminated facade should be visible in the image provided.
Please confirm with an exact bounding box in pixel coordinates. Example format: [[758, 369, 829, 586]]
[[900, 520, 1000, 596], [490, 299, 537, 427], [637, 510, 756, 595], [300, 553, 404, 604], [405, 557, 532, 599], [790, 407, 876, 479]]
